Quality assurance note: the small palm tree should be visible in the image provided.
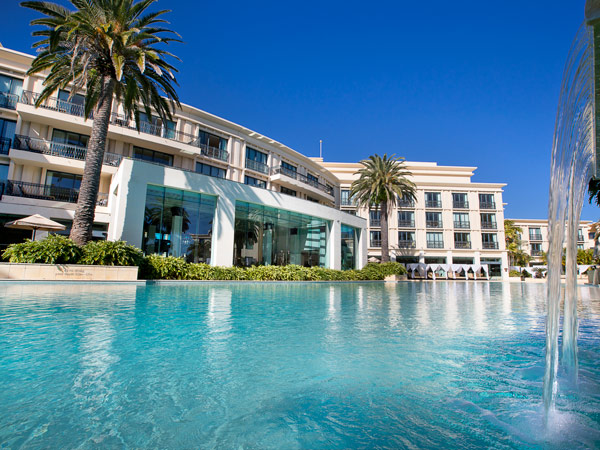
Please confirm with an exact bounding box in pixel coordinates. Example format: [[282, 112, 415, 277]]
[[350, 154, 416, 262], [23, 0, 181, 245]]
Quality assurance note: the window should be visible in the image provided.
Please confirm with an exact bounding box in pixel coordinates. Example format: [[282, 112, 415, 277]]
[[398, 196, 415, 207], [52, 129, 89, 148], [45, 170, 82, 190], [341, 225, 358, 270], [453, 212, 470, 228], [590, 232, 596, 240], [480, 213, 497, 229], [195, 162, 226, 179], [577, 243, 584, 250], [426, 211, 442, 228], [246, 147, 268, 173], [425, 192, 442, 208], [529, 227, 542, 241], [479, 193, 496, 209], [57, 89, 86, 116], [370, 231, 381, 247], [482, 233, 498, 249], [0, 75, 23, 109], [280, 186, 297, 197], [197, 130, 227, 150], [244, 175, 266, 189], [398, 231, 415, 248], [140, 112, 176, 139], [341, 189, 353, 206], [281, 161, 297, 177], [370, 209, 381, 227], [306, 196, 319, 203], [0, 163, 9, 181], [531, 243, 542, 256], [578, 229, 585, 242], [0, 118, 16, 153], [426, 232, 444, 248], [454, 232, 471, 249], [398, 210, 414, 227], [133, 146, 173, 166], [452, 193, 469, 208], [307, 172, 319, 186]]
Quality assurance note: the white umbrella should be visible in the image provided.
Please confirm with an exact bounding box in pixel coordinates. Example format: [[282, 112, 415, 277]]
[[5, 214, 66, 240]]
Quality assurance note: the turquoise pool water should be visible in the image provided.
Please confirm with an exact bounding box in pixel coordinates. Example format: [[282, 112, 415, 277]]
[[0, 281, 599, 449]]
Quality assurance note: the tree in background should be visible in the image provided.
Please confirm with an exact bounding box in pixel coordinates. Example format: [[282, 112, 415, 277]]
[[350, 154, 416, 262], [504, 219, 530, 266], [23, 0, 181, 245]]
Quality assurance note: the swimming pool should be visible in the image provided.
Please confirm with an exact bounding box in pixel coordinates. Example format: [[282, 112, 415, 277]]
[[0, 281, 598, 448]]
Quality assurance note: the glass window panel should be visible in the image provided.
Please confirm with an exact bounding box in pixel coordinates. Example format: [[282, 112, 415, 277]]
[[341, 224, 358, 270]]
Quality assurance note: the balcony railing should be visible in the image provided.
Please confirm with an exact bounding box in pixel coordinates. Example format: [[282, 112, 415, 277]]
[[481, 222, 497, 230], [483, 242, 499, 249], [479, 202, 496, 210], [454, 221, 470, 229], [0, 137, 11, 155], [577, 235, 585, 242], [245, 158, 269, 174], [452, 201, 469, 209], [398, 198, 415, 208], [398, 220, 415, 228], [272, 166, 334, 196], [0, 92, 19, 110], [19, 90, 230, 163], [425, 200, 442, 208], [370, 239, 381, 248], [427, 241, 444, 249], [426, 220, 443, 228], [454, 241, 471, 249], [4, 180, 108, 206], [531, 250, 543, 256], [341, 199, 356, 206], [13, 135, 123, 167], [529, 234, 543, 241], [370, 218, 381, 227], [398, 240, 416, 249]]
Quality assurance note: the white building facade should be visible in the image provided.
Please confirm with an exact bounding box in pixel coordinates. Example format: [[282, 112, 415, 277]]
[[318, 160, 510, 279]]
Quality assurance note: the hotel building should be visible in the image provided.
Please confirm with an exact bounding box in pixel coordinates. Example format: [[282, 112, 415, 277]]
[[0, 45, 510, 276], [317, 160, 509, 278], [508, 219, 596, 265]]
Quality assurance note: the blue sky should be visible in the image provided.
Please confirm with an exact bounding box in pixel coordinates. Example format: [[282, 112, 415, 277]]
[[2, 0, 597, 220]]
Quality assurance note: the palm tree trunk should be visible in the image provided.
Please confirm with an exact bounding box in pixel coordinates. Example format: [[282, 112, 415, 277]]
[[70, 76, 115, 246], [380, 201, 390, 262]]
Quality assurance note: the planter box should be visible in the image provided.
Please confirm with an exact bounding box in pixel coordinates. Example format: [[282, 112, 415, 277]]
[[384, 274, 408, 282], [0, 263, 138, 281]]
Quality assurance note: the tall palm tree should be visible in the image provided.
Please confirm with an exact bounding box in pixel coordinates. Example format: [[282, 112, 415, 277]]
[[350, 154, 416, 262], [22, 0, 181, 245]]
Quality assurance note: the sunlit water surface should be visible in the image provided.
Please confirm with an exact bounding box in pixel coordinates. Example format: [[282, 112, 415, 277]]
[[0, 281, 599, 449]]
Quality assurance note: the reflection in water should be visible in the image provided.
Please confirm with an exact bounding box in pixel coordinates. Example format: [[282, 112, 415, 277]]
[[445, 283, 459, 331], [207, 287, 232, 334]]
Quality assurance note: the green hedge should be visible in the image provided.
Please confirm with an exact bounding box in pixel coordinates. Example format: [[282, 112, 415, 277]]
[[2, 236, 408, 281], [140, 256, 406, 281]]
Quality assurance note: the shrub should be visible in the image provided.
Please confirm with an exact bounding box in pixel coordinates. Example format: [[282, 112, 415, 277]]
[[81, 240, 144, 266], [2, 234, 82, 264], [509, 270, 521, 278], [140, 254, 190, 280], [359, 262, 407, 280]]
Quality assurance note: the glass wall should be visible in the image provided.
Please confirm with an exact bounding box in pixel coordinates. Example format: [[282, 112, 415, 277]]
[[341, 224, 358, 270], [142, 185, 216, 263], [234, 201, 329, 268]]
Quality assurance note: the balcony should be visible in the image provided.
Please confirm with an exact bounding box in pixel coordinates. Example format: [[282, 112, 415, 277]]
[[426, 220, 443, 228], [529, 234, 543, 241], [13, 135, 122, 167], [479, 202, 496, 210], [4, 180, 108, 206], [398, 240, 416, 249], [341, 199, 356, 206], [483, 242, 499, 249], [0, 137, 11, 155], [454, 241, 471, 249], [577, 235, 585, 242], [271, 166, 334, 196], [531, 250, 543, 256], [370, 239, 381, 248], [0, 92, 19, 110], [398, 198, 415, 208], [370, 219, 381, 227], [19, 91, 230, 163], [453, 201, 469, 209], [481, 222, 497, 230], [245, 158, 269, 174], [454, 221, 470, 229], [427, 241, 444, 249], [398, 220, 415, 228], [425, 200, 442, 208]]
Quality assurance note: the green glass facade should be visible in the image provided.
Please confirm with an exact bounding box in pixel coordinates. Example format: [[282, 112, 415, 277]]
[[142, 185, 216, 263], [341, 224, 359, 270], [234, 201, 329, 267]]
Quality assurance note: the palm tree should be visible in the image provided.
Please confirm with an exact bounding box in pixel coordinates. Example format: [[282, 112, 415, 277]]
[[589, 177, 600, 207], [350, 154, 416, 262], [22, 0, 181, 245], [504, 219, 530, 266]]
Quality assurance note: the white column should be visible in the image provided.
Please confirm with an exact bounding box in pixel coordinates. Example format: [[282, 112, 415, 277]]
[[212, 194, 235, 267], [501, 251, 509, 280], [328, 220, 341, 270]]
